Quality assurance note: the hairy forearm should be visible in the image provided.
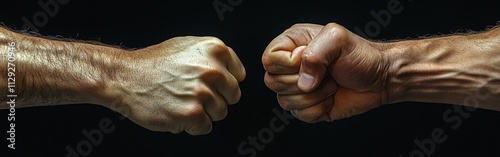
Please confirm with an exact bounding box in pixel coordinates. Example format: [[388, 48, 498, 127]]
[[386, 27, 500, 111], [0, 27, 125, 108]]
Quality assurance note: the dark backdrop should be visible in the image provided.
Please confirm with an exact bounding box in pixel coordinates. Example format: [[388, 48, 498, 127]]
[[1, 0, 500, 157]]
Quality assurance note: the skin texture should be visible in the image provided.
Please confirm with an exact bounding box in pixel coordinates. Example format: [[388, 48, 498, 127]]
[[263, 23, 500, 123], [0, 27, 246, 135]]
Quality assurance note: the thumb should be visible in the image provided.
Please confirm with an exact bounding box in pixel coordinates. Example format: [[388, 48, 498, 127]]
[[298, 23, 348, 92]]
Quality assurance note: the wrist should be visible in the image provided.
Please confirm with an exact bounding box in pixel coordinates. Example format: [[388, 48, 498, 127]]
[[382, 39, 426, 104], [89, 47, 130, 108]]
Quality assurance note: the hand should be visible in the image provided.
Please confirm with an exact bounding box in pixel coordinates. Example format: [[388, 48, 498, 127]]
[[262, 23, 391, 123], [104, 36, 246, 135]]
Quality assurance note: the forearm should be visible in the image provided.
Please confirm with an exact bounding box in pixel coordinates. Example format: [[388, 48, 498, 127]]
[[0, 27, 125, 108], [386, 27, 500, 111]]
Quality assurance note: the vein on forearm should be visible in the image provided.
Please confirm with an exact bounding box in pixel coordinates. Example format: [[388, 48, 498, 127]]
[[388, 27, 500, 111]]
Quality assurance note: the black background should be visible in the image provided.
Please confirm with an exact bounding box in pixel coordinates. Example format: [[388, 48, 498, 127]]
[[1, 0, 500, 157]]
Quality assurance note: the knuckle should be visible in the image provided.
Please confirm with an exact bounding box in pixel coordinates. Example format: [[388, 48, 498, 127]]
[[324, 22, 347, 33], [203, 36, 225, 45], [203, 37, 228, 52], [261, 55, 273, 70], [180, 105, 206, 118], [193, 37, 230, 60], [324, 22, 341, 29], [302, 51, 321, 64], [325, 23, 348, 40]]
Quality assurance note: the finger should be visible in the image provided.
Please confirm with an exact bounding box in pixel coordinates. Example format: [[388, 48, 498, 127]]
[[219, 69, 242, 105], [203, 89, 229, 121], [291, 96, 334, 123], [210, 66, 242, 105], [184, 112, 213, 135], [264, 72, 302, 94], [262, 24, 323, 74], [226, 47, 246, 82], [262, 45, 306, 74], [181, 104, 213, 135], [298, 23, 351, 92], [199, 38, 243, 105], [278, 77, 337, 110], [201, 37, 245, 82]]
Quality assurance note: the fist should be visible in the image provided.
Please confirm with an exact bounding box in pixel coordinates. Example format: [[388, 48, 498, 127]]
[[107, 36, 245, 135], [262, 23, 391, 123]]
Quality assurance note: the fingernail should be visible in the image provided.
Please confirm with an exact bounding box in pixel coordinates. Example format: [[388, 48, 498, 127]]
[[298, 73, 315, 90]]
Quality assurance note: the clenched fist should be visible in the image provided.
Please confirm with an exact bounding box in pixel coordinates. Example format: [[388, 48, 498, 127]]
[[105, 37, 246, 135], [262, 23, 391, 123], [1, 25, 247, 135]]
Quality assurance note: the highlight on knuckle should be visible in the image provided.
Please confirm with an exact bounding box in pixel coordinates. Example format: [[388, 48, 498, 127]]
[[180, 104, 206, 119], [302, 51, 321, 64], [325, 23, 348, 41], [203, 37, 228, 55]]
